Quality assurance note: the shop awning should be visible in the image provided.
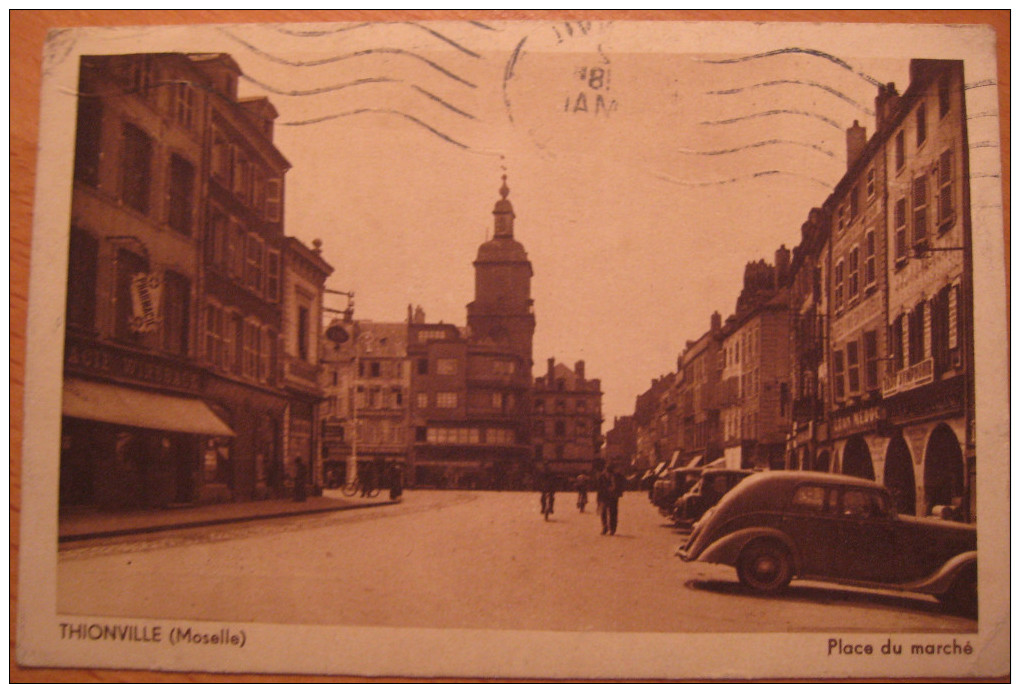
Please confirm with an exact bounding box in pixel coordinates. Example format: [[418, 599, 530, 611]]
[[62, 378, 235, 437]]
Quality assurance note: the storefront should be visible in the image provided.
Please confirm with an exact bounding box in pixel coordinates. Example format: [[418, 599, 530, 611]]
[[60, 372, 234, 510]]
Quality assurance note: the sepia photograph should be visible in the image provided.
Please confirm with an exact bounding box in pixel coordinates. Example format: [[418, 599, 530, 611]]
[[12, 11, 1009, 681]]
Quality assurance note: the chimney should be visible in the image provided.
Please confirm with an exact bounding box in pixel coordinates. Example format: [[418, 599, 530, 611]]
[[875, 82, 900, 132], [547, 357, 555, 380], [775, 244, 791, 286], [575, 360, 585, 380], [711, 310, 722, 332], [846, 120, 867, 170]]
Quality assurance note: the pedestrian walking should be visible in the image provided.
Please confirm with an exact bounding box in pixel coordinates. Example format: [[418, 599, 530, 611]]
[[597, 463, 624, 535], [538, 466, 556, 521], [576, 473, 590, 513], [293, 458, 307, 502], [388, 461, 404, 500]]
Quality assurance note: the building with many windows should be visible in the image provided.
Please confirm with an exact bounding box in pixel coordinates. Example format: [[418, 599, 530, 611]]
[[319, 319, 410, 488], [60, 53, 327, 509], [405, 178, 537, 489], [532, 358, 603, 479]]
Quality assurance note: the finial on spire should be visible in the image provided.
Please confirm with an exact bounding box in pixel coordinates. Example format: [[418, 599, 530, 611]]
[[499, 174, 510, 199]]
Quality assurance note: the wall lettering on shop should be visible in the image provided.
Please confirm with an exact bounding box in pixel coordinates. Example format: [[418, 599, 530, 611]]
[[65, 341, 203, 393]]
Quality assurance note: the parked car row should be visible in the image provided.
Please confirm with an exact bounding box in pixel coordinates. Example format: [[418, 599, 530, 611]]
[[674, 471, 977, 617]]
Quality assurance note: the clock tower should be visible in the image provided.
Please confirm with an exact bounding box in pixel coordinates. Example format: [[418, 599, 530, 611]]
[[466, 176, 535, 370]]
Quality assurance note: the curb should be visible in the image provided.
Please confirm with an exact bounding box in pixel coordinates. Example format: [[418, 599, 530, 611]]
[[58, 498, 401, 543]]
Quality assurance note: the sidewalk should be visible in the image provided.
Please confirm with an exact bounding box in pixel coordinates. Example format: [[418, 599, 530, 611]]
[[58, 492, 399, 543]]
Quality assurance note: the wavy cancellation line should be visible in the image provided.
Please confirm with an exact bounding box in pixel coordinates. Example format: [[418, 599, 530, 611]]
[[238, 73, 477, 120], [699, 48, 885, 89], [652, 168, 833, 189], [677, 138, 836, 159], [278, 107, 472, 150], [706, 79, 874, 116], [219, 28, 478, 89], [269, 21, 485, 59], [701, 108, 843, 130]]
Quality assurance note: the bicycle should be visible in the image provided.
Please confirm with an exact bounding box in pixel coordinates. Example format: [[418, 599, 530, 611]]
[[341, 477, 381, 498]]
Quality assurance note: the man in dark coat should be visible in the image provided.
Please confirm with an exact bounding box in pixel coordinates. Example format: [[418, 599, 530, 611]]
[[597, 463, 624, 535]]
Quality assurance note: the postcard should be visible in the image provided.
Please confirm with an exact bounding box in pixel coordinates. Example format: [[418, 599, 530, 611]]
[[14, 15, 1009, 680]]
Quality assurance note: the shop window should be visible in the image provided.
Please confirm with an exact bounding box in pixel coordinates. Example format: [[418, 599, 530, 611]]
[[120, 123, 152, 214], [162, 271, 190, 356], [73, 98, 102, 187], [203, 438, 232, 486], [65, 229, 98, 331], [167, 154, 195, 236]]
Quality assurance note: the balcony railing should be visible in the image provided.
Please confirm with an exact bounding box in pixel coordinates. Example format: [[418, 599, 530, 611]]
[[882, 357, 935, 397]]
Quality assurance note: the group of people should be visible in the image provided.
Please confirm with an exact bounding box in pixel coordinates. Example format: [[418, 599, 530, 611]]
[[538, 463, 626, 535]]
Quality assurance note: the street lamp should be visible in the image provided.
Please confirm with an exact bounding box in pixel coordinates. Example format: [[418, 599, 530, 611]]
[[323, 290, 362, 487]]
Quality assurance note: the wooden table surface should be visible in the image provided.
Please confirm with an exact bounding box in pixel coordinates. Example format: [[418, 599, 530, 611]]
[[10, 10, 1009, 683]]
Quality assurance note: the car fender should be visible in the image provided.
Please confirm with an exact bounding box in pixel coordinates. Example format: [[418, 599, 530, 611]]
[[698, 527, 801, 572], [900, 551, 977, 595]]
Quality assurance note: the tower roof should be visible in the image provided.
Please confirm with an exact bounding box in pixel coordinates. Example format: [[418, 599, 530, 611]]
[[477, 174, 528, 263]]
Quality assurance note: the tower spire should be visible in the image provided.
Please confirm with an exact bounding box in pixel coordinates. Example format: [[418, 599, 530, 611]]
[[493, 174, 515, 237]]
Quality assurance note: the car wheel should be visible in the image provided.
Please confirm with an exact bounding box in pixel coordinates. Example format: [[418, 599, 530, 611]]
[[938, 564, 977, 618], [736, 540, 793, 593]]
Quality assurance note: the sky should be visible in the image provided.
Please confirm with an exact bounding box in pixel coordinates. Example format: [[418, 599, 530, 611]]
[[45, 20, 938, 421], [210, 20, 917, 421]]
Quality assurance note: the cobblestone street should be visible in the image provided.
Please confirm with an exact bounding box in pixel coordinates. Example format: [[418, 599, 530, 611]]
[[59, 490, 976, 633]]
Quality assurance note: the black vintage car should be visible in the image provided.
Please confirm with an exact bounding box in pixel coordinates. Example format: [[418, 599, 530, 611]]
[[678, 471, 977, 616], [651, 467, 702, 514], [671, 468, 754, 528]]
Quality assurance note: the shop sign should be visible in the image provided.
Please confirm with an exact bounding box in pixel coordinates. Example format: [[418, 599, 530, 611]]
[[831, 405, 885, 439], [130, 273, 163, 334], [882, 357, 934, 397], [65, 340, 202, 393]]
